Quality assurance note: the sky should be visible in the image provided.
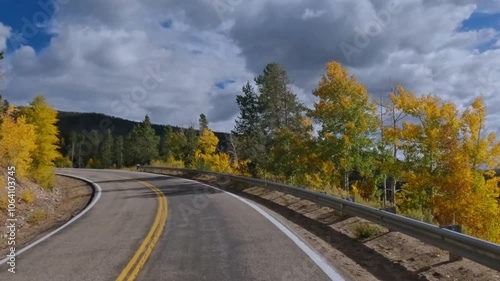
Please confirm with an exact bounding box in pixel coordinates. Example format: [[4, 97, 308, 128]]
[[0, 0, 499, 132]]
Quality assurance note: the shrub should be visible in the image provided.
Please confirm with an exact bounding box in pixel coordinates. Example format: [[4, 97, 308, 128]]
[[21, 190, 35, 204], [28, 209, 47, 224], [401, 208, 436, 224], [54, 156, 73, 168], [151, 157, 185, 168], [30, 166, 55, 190], [354, 222, 384, 240]]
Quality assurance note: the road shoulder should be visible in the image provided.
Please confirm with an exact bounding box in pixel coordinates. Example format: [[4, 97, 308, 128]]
[[0, 175, 93, 258]]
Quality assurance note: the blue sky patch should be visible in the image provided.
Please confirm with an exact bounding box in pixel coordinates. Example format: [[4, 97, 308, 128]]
[[461, 12, 500, 31], [0, 0, 56, 53], [161, 19, 173, 29], [215, 79, 235, 89], [460, 12, 500, 52]]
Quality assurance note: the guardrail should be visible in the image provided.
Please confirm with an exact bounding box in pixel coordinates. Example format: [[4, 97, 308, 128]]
[[139, 165, 500, 271]]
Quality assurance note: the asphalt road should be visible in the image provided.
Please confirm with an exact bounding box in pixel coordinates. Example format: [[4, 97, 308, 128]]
[[0, 169, 341, 281]]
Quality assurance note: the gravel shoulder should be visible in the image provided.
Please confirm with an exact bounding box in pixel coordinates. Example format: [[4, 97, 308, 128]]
[[0, 174, 93, 257], [154, 171, 500, 281]]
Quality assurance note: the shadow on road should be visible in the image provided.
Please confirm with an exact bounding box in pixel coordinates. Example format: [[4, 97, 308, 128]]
[[147, 171, 429, 281], [94, 176, 223, 199], [232, 188, 427, 281], [90, 170, 428, 280]]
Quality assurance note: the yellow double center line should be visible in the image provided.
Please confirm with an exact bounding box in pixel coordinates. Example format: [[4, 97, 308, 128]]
[[116, 180, 168, 281]]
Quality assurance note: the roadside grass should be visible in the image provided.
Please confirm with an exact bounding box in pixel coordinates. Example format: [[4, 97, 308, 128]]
[[354, 222, 385, 240], [21, 190, 35, 204], [400, 208, 436, 224], [0, 175, 6, 210], [28, 209, 47, 224], [150, 159, 185, 168], [121, 166, 137, 171]]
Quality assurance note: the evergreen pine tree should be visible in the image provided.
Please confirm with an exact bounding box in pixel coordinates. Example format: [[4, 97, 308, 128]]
[[114, 135, 124, 168], [159, 125, 173, 161], [100, 129, 113, 168]]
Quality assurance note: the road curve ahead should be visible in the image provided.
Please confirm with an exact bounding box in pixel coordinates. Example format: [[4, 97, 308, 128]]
[[0, 169, 342, 281]]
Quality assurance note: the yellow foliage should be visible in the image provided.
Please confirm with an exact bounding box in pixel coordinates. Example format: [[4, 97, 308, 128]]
[[352, 180, 377, 200], [195, 150, 232, 173], [290, 160, 340, 193], [0, 107, 37, 177], [28, 209, 47, 224], [151, 157, 185, 168], [194, 129, 232, 173], [197, 129, 219, 155], [54, 156, 73, 168], [310, 61, 378, 190], [351, 182, 360, 196], [391, 87, 500, 243], [231, 159, 251, 176], [21, 190, 35, 204], [22, 96, 61, 189], [30, 166, 56, 189]]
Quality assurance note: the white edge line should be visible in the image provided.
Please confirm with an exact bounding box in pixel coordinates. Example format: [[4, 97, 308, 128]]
[[136, 170, 345, 281], [0, 173, 102, 265]]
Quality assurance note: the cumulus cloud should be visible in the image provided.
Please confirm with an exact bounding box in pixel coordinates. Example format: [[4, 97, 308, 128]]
[[0, 23, 10, 52], [1, 0, 499, 133], [476, 0, 500, 14], [2, 4, 253, 129], [302, 9, 327, 20]]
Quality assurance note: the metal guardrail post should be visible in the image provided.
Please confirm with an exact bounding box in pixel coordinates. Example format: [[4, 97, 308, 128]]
[[379, 207, 396, 214], [440, 225, 463, 262], [379, 207, 397, 231]]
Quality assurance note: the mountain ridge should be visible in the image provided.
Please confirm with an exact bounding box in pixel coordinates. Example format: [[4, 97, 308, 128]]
[[56, 110, 230, 151]]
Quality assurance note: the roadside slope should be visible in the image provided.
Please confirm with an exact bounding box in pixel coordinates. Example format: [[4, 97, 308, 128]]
[[0, 173, 92, 257]]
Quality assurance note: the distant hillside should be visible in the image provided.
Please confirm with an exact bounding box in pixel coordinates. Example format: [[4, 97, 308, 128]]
[[57, 111, 179, 138], [56, 111, 230, 150]]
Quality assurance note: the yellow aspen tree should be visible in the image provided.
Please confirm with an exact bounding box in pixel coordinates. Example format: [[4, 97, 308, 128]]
[[22, 96, 61, 189], [86, 158, 95, 168], [197, 129, 219, 155], [309, 61, 378, 191], [0, 106, 37, 176], [230, 159, 251, 176], [194, 129, 231, 172], [392, 87, 500, 242], [389, 86, 458, 211], [461, 97, 500, 169], [200, 153, 232, 173], [458, 97, 500, 241]]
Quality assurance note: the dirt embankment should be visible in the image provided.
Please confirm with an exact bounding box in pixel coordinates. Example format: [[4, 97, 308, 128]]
[[0, 173, 93, 257], [156, 171, 500, 281]]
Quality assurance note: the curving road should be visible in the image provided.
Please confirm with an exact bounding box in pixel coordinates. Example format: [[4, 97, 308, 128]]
[[0, 169, 343, 281]]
